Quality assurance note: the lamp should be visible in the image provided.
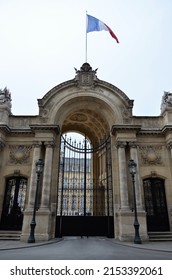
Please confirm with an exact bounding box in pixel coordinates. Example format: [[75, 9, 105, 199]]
[[28, 159, 44, 243], [128, 159, 142, 244]]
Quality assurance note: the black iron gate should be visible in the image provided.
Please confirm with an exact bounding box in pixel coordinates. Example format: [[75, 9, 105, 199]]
[[143, 178, 170, 232], [0, 177, 27, 230], [55, 134, 114, 237]]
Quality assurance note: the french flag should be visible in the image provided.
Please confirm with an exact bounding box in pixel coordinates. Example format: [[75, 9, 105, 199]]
[[87, 14, 119, 43]]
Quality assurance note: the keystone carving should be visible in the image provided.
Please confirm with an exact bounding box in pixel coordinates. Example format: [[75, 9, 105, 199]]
[[74, 63, 98, 88]]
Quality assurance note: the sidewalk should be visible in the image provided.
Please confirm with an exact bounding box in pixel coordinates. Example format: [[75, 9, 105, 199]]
[[0, 238, 63, 251], [108, 239, 172, 253], [0, 237, 172, 253]]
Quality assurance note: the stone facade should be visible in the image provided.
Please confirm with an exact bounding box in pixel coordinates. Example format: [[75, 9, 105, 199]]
[[0, 63, 172, 242]]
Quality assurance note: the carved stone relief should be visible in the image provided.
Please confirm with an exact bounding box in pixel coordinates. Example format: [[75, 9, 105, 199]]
[[74, 63, 98, 88], [139, 145, 163, 165], [161, 91, 172, 113], [0, 87, 11, 108], [120, 106, 132, 123], [9, 145, 32, 164]]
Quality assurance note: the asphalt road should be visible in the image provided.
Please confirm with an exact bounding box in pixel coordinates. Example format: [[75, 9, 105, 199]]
[[0, 237, 172, 260]]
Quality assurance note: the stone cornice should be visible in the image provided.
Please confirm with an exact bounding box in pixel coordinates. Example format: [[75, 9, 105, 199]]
[[30, 124, 60, 135], [0, 125, 33, 135], [138, 128, 162, 136], [0, 124, 60, 136], [0, 124, 11, 134], [161, 125, 172, 135], [10, 129, 33, 135], [139, 126, 172, 136], [111, 125, 141, 135], [112, 125, 172, 136]]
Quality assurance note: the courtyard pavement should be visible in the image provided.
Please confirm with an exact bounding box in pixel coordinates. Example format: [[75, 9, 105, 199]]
[[0, 237, 172, 260], [0, 237, 172, 252]]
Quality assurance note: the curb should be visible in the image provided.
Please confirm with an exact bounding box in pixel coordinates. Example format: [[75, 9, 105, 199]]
[[107, 239, 172, 254], [0, 238, 63, 251]]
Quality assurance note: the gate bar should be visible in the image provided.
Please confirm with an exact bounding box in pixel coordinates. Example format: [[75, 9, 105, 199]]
[[84, 135, 87, 216]]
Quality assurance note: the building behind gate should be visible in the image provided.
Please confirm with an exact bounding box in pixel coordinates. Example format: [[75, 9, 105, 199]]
[[0, 63, 172, 242]]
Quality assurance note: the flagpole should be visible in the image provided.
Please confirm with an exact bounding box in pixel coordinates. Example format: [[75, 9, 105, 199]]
[[85, 11, 88, 62]]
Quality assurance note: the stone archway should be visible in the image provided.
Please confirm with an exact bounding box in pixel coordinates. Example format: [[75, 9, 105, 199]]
[[37, 63, 132, 128], [21, 63, 139, 241], [54, 87, 115, 237], [3, 63, 172, 243]]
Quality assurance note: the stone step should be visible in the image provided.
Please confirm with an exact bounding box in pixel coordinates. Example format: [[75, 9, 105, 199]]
[[0, 231, 21, 240], [148, 232, 172, 241]]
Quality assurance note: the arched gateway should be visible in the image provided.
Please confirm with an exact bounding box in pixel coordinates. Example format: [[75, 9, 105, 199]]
[[0, 63, 172, 242]]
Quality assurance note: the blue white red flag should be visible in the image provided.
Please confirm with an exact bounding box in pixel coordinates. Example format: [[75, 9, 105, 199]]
[[87, 14, 119, 43]]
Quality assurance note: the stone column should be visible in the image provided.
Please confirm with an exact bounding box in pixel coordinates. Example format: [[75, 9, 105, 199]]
[[40, 141, 54, 209], [129, 142, 143, 210], [27, 141, 42, 209], [117, 141, 129, 210]]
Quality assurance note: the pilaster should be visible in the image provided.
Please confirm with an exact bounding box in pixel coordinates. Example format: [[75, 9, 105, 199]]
[[26, 141, 42, 209], [40, 141, 54, 209], [117, 141, 129, 211], [129, 142, 144, 210], [21, 141, 42, 242]]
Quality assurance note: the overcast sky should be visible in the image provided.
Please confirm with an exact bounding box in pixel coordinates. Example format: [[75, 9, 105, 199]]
[[0, 0, 172, 116]]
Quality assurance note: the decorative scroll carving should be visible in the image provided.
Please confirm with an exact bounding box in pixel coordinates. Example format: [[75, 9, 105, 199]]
[[9, 145, 32, 164], [32, 141, 42, 148], [116, 141, 127, 149], [139, 145, 163, 165], [44, 141, 55, 148], [128, 142, 138, 149], [167, 141, 172, 150]]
